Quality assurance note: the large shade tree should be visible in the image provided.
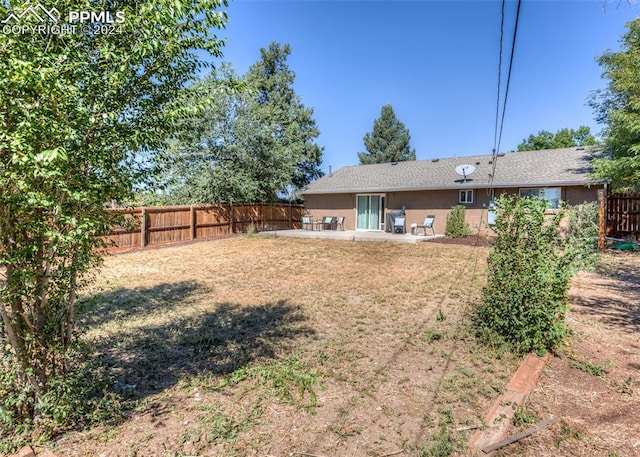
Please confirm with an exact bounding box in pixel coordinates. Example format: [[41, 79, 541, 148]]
[[358, 104, 416, 164], [590, 18, 640, 191], [158, 42, 324, 204], [0, 0, 228, 431]]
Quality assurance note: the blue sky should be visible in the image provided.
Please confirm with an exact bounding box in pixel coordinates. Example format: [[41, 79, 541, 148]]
[[211, 0, 639, 173]]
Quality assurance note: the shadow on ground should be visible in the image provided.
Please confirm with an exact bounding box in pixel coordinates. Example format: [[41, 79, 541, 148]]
[[572, 279, 640, 335], [78, 281, 204, 327], [81, 282, 315, 398]]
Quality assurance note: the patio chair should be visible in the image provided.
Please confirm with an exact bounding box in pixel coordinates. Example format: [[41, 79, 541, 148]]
[[393, 216, 406, 234], [421, 215, 436, 236], [301, 215, 313, 231], [322, 216, 337, 230], [337, 216, 345, 231]]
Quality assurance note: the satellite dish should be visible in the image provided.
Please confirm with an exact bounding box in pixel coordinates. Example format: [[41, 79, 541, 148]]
[[455, 164, 476, 181]]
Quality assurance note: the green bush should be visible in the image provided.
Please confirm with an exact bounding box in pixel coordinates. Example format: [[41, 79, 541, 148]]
[[566, 202, 600, 272], [0, 347, 122, 454], [445, 205, 473, 238], [473, 195, 572, 354]]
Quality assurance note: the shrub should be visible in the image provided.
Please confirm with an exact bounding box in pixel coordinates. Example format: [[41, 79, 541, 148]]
[[473, 195, 572, 354], [566, 202, 600, 272], [445, 205, 473, 238], [0, 347, 122, 454]]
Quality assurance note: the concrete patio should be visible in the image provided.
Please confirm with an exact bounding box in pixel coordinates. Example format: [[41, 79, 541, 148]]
[[259, 229, 444, 244]]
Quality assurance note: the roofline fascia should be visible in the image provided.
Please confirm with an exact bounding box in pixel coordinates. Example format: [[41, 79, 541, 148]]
[[301, 180, 605, 195]]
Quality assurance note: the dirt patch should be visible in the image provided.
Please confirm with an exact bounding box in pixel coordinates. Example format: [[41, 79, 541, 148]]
[[498, 251, 640, 457], [40, 237, 520, 456]]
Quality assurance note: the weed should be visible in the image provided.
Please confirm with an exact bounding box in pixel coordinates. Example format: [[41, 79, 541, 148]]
[[555, 423, 582, 448], [419, 407, 464, 457], [513, 404, 538, 427], [424, 326, 444, 343], [178, 400, 262, 454], [245, 223, 257, 236], [216, 355, 322, 410], [436, 308, 446, 322], [619, 376, 635, 395], [569, 360, 606, 377]]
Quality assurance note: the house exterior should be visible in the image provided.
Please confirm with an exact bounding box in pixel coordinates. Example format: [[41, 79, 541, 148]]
[[301, 146, 606, 235]]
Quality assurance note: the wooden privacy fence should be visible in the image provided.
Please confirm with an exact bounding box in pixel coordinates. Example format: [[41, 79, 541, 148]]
[[606, 192, 640, 241], [103, 203, 305, 251]]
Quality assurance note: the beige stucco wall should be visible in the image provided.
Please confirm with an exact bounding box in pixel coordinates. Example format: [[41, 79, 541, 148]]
[[303, 185, 603, 235], [304, 193, 356, 230]]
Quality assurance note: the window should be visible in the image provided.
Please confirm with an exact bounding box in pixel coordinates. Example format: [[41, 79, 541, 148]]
[[356, 194, 384, 230], [518, 187, 561, 209], [459, 189, 474, 204]]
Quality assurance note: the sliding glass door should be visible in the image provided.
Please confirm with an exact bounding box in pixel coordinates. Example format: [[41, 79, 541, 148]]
[[356, 195, 384, 230]]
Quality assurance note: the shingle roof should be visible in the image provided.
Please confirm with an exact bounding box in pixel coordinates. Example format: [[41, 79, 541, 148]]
[[302, 147, 606, 195]]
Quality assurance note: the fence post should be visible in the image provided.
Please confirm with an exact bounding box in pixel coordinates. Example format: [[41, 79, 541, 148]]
[[598, 189, 606, 251], [140, 207, 147, 248], [190, 205, 196, 240], [229, 203, 234, 234]]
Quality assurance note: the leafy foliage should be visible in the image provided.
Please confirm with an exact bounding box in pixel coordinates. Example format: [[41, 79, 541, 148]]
[[473, 195, 572, 354], [445, 205, 473, 238], [0, 0, 227, 439], [0, 348, 122, 454], [517, 126, 599, 151], [566, 202, 600, 272], [358, 104, 416, 164], [154, 43, 324, 204], [589, 18, 640, 190]]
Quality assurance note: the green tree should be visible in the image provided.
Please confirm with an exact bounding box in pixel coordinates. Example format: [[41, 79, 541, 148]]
[[0, 0, 227, 433], [590, 18, 640, 191], [159, 43, 324, 204], [358, 104, 416, 164], [517, 126, 599, 151]]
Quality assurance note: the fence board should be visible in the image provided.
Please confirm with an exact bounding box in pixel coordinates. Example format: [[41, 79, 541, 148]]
[[606, 193, 640, 240], [103, 203, 304, 251]]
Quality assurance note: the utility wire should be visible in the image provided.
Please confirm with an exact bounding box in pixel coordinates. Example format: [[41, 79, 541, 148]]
[[489, 0, 522, 194], [496, 0, 522, 157], [492, 0, 506, 157]]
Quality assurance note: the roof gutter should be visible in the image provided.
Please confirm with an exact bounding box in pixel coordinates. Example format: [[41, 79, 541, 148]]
[[301, 180, 604, 195]]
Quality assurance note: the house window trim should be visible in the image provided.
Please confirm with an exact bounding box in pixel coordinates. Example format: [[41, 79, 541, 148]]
[[459, 189, 474, 204], [518, 187, 562, 209]]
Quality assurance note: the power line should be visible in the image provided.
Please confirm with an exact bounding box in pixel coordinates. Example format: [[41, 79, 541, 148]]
[[489, 0, 522, 193], [492, 0, 506, 156], [496, 0, 522, 156]]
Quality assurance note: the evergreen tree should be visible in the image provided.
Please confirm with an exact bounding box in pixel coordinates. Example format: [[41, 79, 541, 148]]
[[358, 104, 416, 164], [243, 42, 324, 199]]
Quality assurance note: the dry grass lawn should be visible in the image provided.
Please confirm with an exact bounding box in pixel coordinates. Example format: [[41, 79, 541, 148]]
[[52, 236, 519, 456]]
